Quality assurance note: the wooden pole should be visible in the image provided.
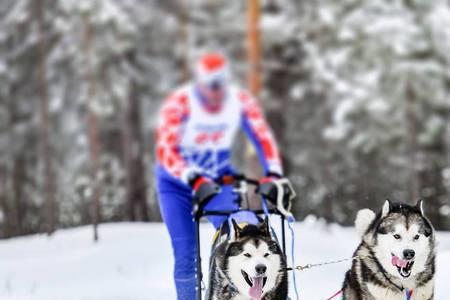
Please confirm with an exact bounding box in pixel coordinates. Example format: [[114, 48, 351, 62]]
[[246, 0, 262, 207], [247, 0, 261, 96]]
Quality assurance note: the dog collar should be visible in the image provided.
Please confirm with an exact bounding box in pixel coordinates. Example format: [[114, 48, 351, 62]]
[[405, 289, 413, 300]]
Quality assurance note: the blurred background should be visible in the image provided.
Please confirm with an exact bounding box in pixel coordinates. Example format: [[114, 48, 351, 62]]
[[1, 0, 450, 239]]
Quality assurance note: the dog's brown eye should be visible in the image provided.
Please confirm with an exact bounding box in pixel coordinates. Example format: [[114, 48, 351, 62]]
[[264, 253, 270, 257], [414, 235, 420, 240], [244, 253, 251, 258], [393, 234, 401, 240]]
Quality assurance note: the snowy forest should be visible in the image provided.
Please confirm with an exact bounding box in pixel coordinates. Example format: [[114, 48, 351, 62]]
[[1, 0, 450, 239]]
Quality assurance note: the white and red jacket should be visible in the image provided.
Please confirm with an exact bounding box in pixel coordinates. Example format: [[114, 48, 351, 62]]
[[155, 83, 282, 183]]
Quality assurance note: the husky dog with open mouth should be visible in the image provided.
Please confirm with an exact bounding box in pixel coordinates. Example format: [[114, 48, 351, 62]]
[[342, 200, 436, 300], [206, 217, 288, 300]]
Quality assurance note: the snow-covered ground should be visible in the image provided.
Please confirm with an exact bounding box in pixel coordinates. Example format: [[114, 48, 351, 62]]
[[1, 220, 449, 300]]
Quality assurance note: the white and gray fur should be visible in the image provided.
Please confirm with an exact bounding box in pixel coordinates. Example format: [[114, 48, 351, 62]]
[[206, 218, 288, 300], [342, 200, 436, 300]]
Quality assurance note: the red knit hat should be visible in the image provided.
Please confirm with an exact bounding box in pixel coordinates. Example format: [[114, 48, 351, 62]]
[[195, 53, 229, 85]]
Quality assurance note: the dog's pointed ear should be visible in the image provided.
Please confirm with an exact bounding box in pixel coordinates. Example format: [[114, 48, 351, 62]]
[[260, 216, 271, 237], [416, 199, 424, 215], [231, 218, 241, 239], [382, 199, 392, 218], [355, 209, 376, 238]]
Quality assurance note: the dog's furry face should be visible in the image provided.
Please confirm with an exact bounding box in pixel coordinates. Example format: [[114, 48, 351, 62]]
[[225, 219, 284, 299], [356, 200, 435, 281]]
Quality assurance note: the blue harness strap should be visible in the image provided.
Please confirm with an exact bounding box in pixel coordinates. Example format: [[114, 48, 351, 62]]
[[287, 216, 299, 300], [261, 195, 270, 216], [405, 289, 413, 300]]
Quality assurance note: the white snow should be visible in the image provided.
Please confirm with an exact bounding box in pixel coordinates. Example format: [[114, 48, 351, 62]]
[[0, 222, 449, 300]]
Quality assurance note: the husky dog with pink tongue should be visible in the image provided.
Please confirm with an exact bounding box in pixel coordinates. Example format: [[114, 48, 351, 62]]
[[342, 200, 436, 300], [206, 217, 287, 300]]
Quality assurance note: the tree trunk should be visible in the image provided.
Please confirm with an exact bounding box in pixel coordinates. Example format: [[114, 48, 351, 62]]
[[0, 165, 9, 238], [406, 83, 419, 202], [82, 14, 102, 241], [11, 156, 26, 236], [122, 51, 150, 222], [177, 0, 190, 82], [35, 0, 56, 235]]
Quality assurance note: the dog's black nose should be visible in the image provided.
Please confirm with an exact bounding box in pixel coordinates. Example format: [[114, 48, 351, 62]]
[[403, 249, 415, 260], [255, 264, 267, 274]]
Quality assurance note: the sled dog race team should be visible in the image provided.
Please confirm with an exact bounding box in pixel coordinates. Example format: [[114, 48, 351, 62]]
[[154, 53, 436, 300]]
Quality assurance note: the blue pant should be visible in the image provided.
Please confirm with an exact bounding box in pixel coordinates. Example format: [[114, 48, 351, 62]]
[[156, 167, 239, 300]]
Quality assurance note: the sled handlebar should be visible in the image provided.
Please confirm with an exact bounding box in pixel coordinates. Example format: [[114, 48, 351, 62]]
[[214, 174, 260, 186], [192, 174, 260, 220], [193, 173, 295, 221]]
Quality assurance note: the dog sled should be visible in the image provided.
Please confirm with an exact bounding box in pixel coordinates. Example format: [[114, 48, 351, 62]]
[[192, 174, 296, 300], [191, 176, 433, 300]]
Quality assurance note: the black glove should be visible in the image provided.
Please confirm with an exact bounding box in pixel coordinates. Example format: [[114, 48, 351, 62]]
[[257, 172, 283, 204], [257, 176, 295, 217], [189, 175, 221, 217]]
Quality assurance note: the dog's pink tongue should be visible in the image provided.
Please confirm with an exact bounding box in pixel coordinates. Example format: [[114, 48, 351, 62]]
[[249, 277, 263, 300], [392, 255, 408, 268]]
